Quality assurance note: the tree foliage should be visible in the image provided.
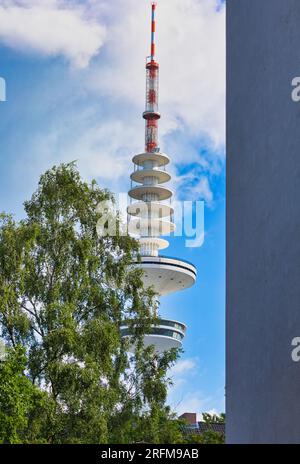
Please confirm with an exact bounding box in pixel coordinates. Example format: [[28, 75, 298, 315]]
[[0, 345, 50, 444], [0, 163, 181, 444]]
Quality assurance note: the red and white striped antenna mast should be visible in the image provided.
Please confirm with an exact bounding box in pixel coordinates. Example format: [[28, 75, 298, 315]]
[[151, 1, 157, 60], [143, 2, 161, 153]]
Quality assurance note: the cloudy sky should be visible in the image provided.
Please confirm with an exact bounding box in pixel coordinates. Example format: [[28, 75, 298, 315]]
[[0, 0, 225, 418]]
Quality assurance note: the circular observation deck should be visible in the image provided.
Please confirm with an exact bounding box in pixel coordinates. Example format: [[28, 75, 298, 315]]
[[128, 185, 173, 201], [120, 319, 186, 353], [130, 169, 171, 184], [132, 152, 170, 167], [131, 255, 197, 296]]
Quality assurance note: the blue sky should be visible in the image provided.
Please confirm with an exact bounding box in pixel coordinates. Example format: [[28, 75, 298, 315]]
[[0, 0, 225, 417]]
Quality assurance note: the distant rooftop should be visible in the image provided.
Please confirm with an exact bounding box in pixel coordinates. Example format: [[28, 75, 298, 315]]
[[179, 412, 225, 436]]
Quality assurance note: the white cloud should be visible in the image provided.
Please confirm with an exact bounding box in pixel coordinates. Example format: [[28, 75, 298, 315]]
[[174, 173, 214, 204], [170, 358, 197, 376], [23, 110, 143, 191], [74, 120, 140, 185], [167, 356, 224, 419], [168, 357, 198, 392], [0, 0, 106, 68], [195, 177, 213, 203]]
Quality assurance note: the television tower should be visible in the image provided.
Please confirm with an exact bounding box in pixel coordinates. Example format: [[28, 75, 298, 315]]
[[121, 3, 197, 352]]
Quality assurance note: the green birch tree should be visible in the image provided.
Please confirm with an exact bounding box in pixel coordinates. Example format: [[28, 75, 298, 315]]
[[0, 163, 181, 444]]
